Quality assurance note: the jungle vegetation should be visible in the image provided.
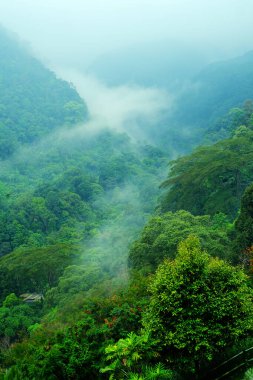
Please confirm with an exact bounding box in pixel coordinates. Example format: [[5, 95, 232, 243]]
[[0, 27, 253, 380]]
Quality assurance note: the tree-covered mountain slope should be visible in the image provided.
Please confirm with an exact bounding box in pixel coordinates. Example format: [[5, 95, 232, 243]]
[[0, 26, 168, 320], [160, 120, 253, 219], [175, 50, 253, 128], [159, 51, 253, 153], [0, 129, 167, 259], [0, 27, 87, 159], [1, 27, 253, 380], [128, 210, 232, 271]]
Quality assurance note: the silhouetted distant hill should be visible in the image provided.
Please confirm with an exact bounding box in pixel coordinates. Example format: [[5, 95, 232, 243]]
[[88, 40, 207, 90], [175, 50, 253, 127]]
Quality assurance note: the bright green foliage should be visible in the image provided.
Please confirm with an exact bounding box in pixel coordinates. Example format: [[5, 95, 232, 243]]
[[143, 236, 253, 373], [3, 277, 148, 379], [101, 332, 172, 379], [243, 367, 253, 380], [127, 363, 174, 380], [0, 293, 39, 348], [0, 175, 99, 256], [129, 210, 232, 271], [1, 24, 253, 379], [0, 130, 166, 257], [161, 128, 253, 218], [233, 183, 253, 255], [0, 78, 167, 375]]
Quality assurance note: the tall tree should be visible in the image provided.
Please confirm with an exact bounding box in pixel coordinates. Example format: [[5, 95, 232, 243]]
[[160, 128, 253, 219], [143, 236, 253, 373], [233, 183, 253, 263]]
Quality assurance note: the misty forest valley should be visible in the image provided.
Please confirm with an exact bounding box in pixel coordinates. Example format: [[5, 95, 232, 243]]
[[1, 2, 253, 379]]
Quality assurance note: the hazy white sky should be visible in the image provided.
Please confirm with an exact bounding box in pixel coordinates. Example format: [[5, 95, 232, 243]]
[[0, 0, 253, 67]]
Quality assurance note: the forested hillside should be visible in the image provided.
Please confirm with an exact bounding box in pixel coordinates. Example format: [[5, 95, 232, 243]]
[[175, 51, 253, 127], [161, 52, 253, 152], [0, 26, 253, 380], [161, 107, 253, 219], [0, 27, 87, 159]]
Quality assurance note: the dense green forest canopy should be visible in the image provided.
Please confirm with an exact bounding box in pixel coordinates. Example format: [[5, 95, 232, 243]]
[[129, 210, 232, 271], [161, 122, 253, 219], [0, 129, 167, 258], [233, 183, 253, 256], [142, 236, 253, 373], [0, 26, 253, 380]]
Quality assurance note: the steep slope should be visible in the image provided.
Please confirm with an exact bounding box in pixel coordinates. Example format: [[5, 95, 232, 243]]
[[160, 127, 253, 219], [0, 28, 167, 279], [2, 28, 253, 380], [0, 26, 87, 159]]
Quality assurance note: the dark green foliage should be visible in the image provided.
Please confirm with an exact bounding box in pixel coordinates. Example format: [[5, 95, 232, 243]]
[[44, 264, 105, 309], [0, 244, 80, 300], [161, 128, 253, 219], [233, 183, 253, 254], [129, 210, 232, 271]]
